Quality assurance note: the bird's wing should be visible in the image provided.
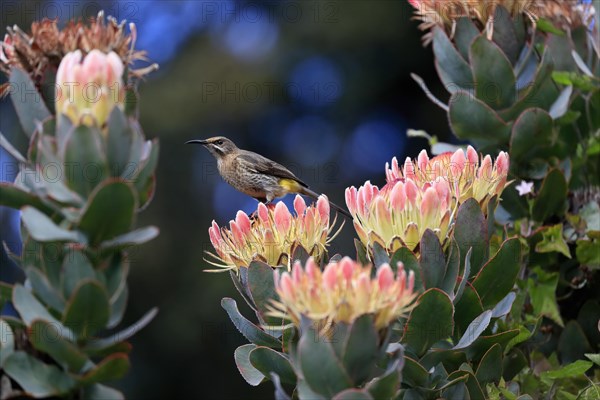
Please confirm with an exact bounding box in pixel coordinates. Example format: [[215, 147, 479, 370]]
[[237, 150, 308, 187]]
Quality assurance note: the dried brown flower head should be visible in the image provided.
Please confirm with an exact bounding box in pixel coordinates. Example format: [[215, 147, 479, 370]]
[[408, 0, 595, 45], [0, 11, 158, 96]]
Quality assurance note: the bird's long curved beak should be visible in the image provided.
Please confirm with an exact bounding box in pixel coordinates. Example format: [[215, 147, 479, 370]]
[[185, 139, 209, 145]]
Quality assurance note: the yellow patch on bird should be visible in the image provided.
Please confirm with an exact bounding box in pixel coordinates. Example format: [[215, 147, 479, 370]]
[[279, 179, 301, 191]]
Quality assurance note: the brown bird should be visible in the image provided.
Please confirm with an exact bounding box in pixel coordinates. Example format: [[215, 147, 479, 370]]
[[186, 136, 351, 218]]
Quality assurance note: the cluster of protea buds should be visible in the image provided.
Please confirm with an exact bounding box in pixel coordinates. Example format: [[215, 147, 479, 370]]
[[208, 195, 338, 270], [56, 50, 125, 127], [270, 257, 416, 333], [346, 147, 509, 251], [386, 146, 509, 211]]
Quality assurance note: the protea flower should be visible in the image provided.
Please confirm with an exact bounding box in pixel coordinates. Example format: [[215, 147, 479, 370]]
[[0, 11, 156, 97], [408, 0, 594, 44], [270, 257, 416, 333], [207, 195, 340, 270], [346, 178, 452, 252], [55, 50, 125, 127], [385, 146, 509, 212]]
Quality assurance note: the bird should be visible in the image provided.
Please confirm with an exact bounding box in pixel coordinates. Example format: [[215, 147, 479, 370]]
[[186, 136, 351, 218]]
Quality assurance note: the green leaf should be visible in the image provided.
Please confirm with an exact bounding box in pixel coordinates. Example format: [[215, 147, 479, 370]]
[[342, 315, 379, 385], [470, 35, 517, 109], [249, 346, 296, 385], [503, 348, 528, 381], [81, 384, 125, 400], [527, 267, 564, 327], [106, 108, 134, 177], [453, 310, 493, 350], [21, 206, 84, 243], [29, 319, 88, 373], [454, 199, 488, 276], [365, 359, 401, 399], [221, 298, 281, 348], [454, 284, 484, 340], [9, 68, 52, 137], [578, 301, 600, 347], [491, 5, 520, 65], [79, 354, 130, 384], [12, 284, 64, 327], [0, 183, 53, 214], [402, 359, 429, 390], [441, 240, 460, 295], [549, 86, 573, 119], [585, 354, 600, 367], [247, 261, 279, 325], [79, 180, 137, 245], [510, 108, 554, 162], [391, 247, 422, 291], [472, 238, 521, 309], [355, 239, 368, 265], [371, 242, 390, 268], [419, 229, 446, 290], [476, 343, 503, 384], [541, 360, 592, 380], [84, 308, 158, 352], [558, 321, 592, 364], [63, 279, 110, 339], [0, 319, 15, 366], [332, 389, 374, 400], [491, 292, 517, 318], [62, 125, 109, 196], [466, 330, 520, 361], [577, 238, 600, 268], [537, 18, 565, 35], [298, 324, 352, 397], [454, 18, 480, 61], [454, 248, 472, 304], [532, 169, 567, 222], [449, 91, 512, 142], [133, 140, 159, 209], [535, 224, 571, 258], [99, 226, 159, 250], [233, 344, 265, 386], [0, 131, 27, 163], [62, 249, 96, 299], [432, 27, 474, 92], [3, 351, 76, 397], [402, 288, 454, 357], [25, 267, 65, 312]]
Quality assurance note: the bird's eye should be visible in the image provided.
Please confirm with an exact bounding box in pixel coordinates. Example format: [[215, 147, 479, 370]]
[[215, 140, 223, 146]]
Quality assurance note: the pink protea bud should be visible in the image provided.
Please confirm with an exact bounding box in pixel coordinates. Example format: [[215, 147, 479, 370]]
[[235, 211, 251, 235], [390, 181, 406, 212], [279, 273, 295, 300], [292, 261, 303, 284], [229, 221, 244, 244], [0, 34, 14, 63], [450, 148, 466, 178], [377, 264, 394, 290], [466, 145, 478, 166], [340, 257, 355, 282], [433, 180, 451, 210], [421, 187, 440, 220], [273, 201, 291, 234], [56, 49, 125, 128], [386, 157, 401, 182], [404, 157, 416, 180], [316, 195, 330, 222], [478, 155, 493, 180], [293, 195, 307, 216], [418, 149, 429, 172], [404, 179, 418, 206], [495, 151, 509, 176], [208, 221, 222, 248], [257, 202, 269, 223], [323, 263, 338, 290], [305, 257, 318, 281], [345, 186, 358, 215]]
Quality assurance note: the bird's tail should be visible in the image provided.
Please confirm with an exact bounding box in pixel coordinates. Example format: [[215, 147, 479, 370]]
[[299, 187, 352, 219]]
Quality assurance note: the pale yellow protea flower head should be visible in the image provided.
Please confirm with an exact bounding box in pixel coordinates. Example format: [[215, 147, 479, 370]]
[[269, 257, 416, 334], [385, 146, 510, 212], [346, 178, 452, 252], [208, 195, 340, 271], [55, 49, 125, 127]]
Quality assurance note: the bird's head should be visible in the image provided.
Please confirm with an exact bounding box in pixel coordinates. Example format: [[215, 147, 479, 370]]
[[186, 136, 238, 158]]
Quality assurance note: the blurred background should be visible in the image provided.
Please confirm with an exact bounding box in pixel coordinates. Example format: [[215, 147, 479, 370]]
[[0, 1, 456, 398]]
